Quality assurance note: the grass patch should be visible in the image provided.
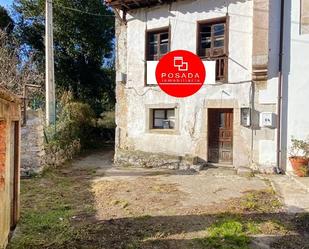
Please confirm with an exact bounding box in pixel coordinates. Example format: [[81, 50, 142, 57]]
[[8, 167, 97, 249], [242, 190, 282, 212], [237, 189, 282, 213], [193, 215, 287, 249], [194, 217, 252, 249], [12, 209, 73, 248]]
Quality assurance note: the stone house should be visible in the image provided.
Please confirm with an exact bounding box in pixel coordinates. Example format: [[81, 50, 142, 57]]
[[108, 0, 303, 173], [0, 88, 21, 249]]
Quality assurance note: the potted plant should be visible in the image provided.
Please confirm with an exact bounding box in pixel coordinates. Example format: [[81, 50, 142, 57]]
[[289, 137, 309, 177], [295, 165, 309, 177]]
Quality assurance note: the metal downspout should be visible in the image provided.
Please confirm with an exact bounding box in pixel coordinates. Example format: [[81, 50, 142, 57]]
[[277, 0, 285, 173]]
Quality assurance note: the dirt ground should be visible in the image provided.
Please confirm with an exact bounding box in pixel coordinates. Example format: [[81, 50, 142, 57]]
[[9, 148, 309, 249]]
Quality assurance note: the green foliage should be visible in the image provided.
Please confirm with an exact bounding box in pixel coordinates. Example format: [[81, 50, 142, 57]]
[[8, 168, 96, 249], [60, 102, 95, 128], [46, 96, 96, 150], [97, 110, 115, 129], [193, 216, 287, 249], [57, 101, 95, 145], [240, 190, 282, 213], [195, 218, 251, 249], [45, 91, 115, 160], [290, 137, 309, 158], [13, 0, 115, 114]]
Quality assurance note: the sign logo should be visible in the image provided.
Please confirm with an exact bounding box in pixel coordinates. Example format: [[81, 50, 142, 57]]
[[174, 57, 188, 71], [155, 50, 206, 98]]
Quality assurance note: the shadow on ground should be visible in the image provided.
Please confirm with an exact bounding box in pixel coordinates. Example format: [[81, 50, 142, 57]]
[[8, 148, 309, 249]]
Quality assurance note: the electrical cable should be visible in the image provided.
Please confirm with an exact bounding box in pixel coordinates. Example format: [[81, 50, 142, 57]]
[[47, 0, 115, 17]]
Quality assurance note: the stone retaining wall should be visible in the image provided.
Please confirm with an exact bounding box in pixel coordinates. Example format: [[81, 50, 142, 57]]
[[115, 148, 204, 171], [21, 110, 82, 175], [21, 109, 45, 176], [44, 139, 81, 167]]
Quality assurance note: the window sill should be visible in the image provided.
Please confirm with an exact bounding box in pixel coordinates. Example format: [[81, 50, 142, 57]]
[[147, 129, 179, 135], [145, 84, 159, 87]]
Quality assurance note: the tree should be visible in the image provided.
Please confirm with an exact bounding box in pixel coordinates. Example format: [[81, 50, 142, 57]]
[[0, 7, 43, 100], [0, 6, 14, 33], [0, 29, 43, 96], [13, 0, 115, 114]]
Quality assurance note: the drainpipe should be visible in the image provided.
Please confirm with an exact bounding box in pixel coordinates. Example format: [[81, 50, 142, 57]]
[[276, 0, 285, 173]]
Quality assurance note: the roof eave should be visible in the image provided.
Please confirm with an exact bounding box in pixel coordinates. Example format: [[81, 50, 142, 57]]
[[105, 0, 177, 11]]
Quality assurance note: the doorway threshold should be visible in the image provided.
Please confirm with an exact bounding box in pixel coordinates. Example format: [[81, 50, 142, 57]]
[[206, 162, 235, 169]]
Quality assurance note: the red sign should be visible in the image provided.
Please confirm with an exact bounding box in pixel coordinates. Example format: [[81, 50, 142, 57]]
[[155, 50, 206, 97]]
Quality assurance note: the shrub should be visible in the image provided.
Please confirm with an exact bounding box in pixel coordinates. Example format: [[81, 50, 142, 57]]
[[44, 91, 115, 166], [46, 101, 95, 148], [290, 137, 309, 158], [97, 111, 115, 129], [44, 94, 97, 166], [57, 101, 96, 146]]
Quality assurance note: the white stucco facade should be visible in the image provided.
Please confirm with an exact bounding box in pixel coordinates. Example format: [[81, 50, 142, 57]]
[[282, 0, 309, 171], [115, 0, 281, 171]]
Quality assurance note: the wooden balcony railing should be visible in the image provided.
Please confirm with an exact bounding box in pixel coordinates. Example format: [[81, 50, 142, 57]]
[[200, 56, 227, 82]]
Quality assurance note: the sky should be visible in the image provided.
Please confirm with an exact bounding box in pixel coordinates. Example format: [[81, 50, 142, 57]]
[[0, 0, 13, 8]]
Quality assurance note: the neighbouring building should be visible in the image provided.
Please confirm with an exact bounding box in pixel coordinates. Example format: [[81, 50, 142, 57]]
[[0, 88, 21, 249], [280, 0, 309, 171], [108, 0, 305, 173]]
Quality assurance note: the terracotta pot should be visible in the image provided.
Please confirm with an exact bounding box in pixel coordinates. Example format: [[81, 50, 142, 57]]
[[289, 157, 309, 177]]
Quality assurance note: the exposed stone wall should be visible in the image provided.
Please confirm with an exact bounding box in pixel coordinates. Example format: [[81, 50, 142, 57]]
[[115, 17, 130, 151], [44, 139, 81, 167], [21, 109, 45, 176], [115, 149, 204, 171], [21, 109, 82, 173]]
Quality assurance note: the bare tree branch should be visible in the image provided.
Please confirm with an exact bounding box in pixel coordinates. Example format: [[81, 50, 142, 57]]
[[0, 29, 44, 98]]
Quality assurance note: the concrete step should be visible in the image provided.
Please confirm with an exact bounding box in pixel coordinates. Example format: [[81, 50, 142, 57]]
[[206, 162, 234, 169], [237, 167, 254, 177], [189, 163, 205, 172]]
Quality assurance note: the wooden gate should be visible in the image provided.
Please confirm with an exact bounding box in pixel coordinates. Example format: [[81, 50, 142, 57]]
[[208, 109, 233, 164]]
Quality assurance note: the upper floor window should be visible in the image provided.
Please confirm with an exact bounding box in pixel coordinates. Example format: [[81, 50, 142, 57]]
[[301, 0, 309, 34], [197, 18, 228, 82], [146, 28, 169, 61]]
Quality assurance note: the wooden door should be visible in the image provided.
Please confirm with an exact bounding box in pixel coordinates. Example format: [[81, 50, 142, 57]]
[[208, 109, 233, 164], [10, 121, 19, 229]]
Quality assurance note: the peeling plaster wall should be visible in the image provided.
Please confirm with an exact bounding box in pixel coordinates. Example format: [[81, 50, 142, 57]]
[[115, 0, 280, 171], [115, 17, 130, 155]]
